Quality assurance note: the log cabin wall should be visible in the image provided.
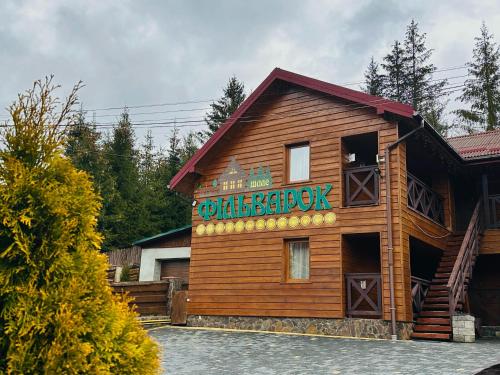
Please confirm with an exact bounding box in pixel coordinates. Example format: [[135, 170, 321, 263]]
[[145, 231, 191, 248], [188, 84, 413, 322]]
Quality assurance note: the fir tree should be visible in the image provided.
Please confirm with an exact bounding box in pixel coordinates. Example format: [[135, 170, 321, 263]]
[[363, 57, 385, 96], [66, 110, 119, 250], [403, 20, 448, 126], [382, 40, 407, 102], [66, 110, 101, 175], [102, 110, 145, 249], [0, 77, 158, 373], [180, 130, 199, 165], [456, 22, 500, 132], [199, 76, 246, 141]]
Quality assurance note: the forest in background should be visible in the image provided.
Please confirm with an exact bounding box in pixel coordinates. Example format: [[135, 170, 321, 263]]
[[65, 20, 500, 251]]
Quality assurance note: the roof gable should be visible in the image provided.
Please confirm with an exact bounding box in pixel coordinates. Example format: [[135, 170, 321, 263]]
[[170, 68, 415, 193]]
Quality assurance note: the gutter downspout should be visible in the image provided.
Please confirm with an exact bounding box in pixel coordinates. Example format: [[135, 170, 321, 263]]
[[384, 117, 425, 341]]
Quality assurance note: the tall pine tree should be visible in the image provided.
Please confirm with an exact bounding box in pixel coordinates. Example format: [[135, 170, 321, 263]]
[[382, 40, 407, 102], [199, 76, 246, 141], [403, 20, 448, 133], [456, 22, 500, 132], [363, 57, 385, 96], [375, 20, 450, 134], [102, 110, 145, 249], [65, 111, 119, 250]]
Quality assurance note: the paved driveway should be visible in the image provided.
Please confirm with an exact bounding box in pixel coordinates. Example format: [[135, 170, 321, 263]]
[[149, 327, 500, 375]]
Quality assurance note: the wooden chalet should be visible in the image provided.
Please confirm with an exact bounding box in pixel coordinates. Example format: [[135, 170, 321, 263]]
[[170, 68, 500, 340]]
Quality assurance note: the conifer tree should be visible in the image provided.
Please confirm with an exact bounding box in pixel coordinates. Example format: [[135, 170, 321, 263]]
[[102, 111, 145, 249], [0, 77, 158, 373], [180, 130, 199, 165], [382, 41, 407, 102], [456, 22, 500, 132], [363, 57, 385, 96], [199, 76, 246, 141], [403, 20, 448, 128], [66, 111, 119, 246]]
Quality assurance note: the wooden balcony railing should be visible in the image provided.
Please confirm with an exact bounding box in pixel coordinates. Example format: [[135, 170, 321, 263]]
[[407, 173, 445, 225], [344, 165, 379, 207], [411, 276, 431, 317], [345, 273, 382, 317], [486, 194, 500, 228], [447, 200, 483, 317]]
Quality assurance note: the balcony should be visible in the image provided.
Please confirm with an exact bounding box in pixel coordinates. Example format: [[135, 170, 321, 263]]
[[407, 173, 445, 225], [344, 165, 379, 207], [345, 273, 382, 318]]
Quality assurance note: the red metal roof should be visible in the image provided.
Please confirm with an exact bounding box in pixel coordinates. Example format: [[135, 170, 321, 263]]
[[169, 68, 415, 192], [447, 130, 500, 160]]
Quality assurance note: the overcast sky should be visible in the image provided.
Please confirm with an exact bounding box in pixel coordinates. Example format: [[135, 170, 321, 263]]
[[1, 0, 500, 144]]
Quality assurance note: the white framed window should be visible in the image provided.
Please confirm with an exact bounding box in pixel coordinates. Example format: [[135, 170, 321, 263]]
[[288, 144, 310, 182]]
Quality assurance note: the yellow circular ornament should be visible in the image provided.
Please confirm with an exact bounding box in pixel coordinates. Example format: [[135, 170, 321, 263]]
[[312, 213, 324, 226], [256, 219, 266, 230], [235, 220, 245, 233], [288, 216, 299, 228], [277, 217, 288, 229], [206, 223, 215, 235], [266, 218, 277, 230], [300, 215, 311, 227], [196, 224, 206, 236], [324, 212, 337, 225], [245, 220, 255, 231], [215, 222, 225, 234], [225, 221, 235, 233]]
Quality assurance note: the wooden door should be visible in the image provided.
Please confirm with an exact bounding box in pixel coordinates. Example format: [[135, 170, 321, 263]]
[[171, 290, 188, 325]]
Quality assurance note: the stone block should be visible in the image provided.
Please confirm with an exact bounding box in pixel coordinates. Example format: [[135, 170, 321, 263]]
[[463, 335, 475, 343]]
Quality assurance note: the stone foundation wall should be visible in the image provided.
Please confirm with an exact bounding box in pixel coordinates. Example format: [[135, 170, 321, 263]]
[[187, 315, 414, 340]]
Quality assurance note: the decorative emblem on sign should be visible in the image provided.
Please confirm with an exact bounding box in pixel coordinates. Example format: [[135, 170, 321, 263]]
[[196, 157, 273, 197]]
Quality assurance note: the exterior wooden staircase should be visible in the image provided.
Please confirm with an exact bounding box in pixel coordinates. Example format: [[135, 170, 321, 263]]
[[411, 201, 483, 341]]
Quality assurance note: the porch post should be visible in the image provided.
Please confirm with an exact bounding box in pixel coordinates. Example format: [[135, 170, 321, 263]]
[[482, 174, 489, 227]]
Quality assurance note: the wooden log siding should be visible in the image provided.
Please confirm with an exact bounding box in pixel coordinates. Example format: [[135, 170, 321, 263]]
[[188, 87, 413, 322], [111, 280, 170, 316]]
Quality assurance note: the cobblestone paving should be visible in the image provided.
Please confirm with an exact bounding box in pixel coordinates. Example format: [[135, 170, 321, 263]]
[[149, 327, 500, 375]]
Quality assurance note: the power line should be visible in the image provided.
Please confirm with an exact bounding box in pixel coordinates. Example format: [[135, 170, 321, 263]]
[[0, 85, 467, 132], [0, 67, 471, 121]]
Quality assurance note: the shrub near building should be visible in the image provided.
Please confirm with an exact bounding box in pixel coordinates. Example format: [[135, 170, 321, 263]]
[[0, 79, 159, 374]]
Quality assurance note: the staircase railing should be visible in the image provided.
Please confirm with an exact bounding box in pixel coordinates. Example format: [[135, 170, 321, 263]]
[[446, 200, 483, 317], [411, 276, 431, 316]]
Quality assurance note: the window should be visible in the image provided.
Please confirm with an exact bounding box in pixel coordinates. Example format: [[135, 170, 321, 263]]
[[287, 144, 310, 182], [286, 240, 310, 280]]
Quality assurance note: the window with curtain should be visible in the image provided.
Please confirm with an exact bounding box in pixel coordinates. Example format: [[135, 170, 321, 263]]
[[288, 144, 310, 182], [287, 240, 309, 280]]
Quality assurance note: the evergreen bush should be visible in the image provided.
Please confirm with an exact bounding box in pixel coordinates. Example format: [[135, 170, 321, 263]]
[[0, 78, 159, 374]]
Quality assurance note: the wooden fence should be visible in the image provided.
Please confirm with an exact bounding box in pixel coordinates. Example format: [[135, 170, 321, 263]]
[[107, 246, 142, 267], [112, 280, 170, 316]]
